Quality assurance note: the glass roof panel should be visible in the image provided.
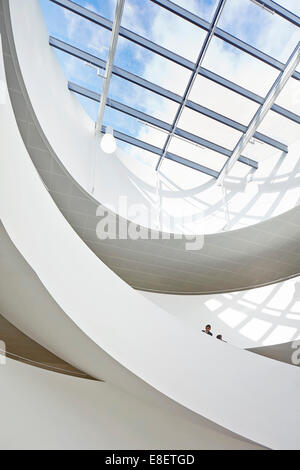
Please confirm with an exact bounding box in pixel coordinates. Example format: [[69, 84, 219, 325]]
[[218, 0, 300, 63], [71, 93, 169, 150], [257, 110, 300, 145], [274, 0, 300, 16], [66, 0, 118, 20], [115, 37, 192, 95], [52, 49, 103, 93], [225, 160, 251, 179], [242, 139, 281, 164], [168, 136, 226, 172], [40, 0, 111, 60], [120, 0, 208, 63], [103, 107, 168, 148], [117, 141, 158, 170], [171, 0, 220, 22], [202, 36, 279, 97], [49, 49, 180, 124], [109, 75, 180, 123], [177, 107, 243, 150], [274, 77, 300, 115], [188, 74, 260, 126]]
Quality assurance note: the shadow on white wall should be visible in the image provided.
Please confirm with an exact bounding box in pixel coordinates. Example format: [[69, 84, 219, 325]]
[[142, 276, 300, 349]]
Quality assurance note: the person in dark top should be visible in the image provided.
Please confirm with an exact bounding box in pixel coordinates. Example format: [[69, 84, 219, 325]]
[[216, 334, 227, 343], [202, 324, 213, 336]]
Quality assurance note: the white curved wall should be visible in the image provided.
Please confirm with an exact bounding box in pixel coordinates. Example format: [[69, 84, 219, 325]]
[[0, 209, 266, 450], [10, 0, 300, 235], [0, 358, 263, 450], [1, 23, 300, 449]]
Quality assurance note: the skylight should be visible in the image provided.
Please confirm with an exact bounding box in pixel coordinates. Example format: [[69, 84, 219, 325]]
[[40, 0, 300, 180]]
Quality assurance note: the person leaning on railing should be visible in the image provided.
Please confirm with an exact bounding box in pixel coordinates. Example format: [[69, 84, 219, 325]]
[[202, 324, 213, 336]]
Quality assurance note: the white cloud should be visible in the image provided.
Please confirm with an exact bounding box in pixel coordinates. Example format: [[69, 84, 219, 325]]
[[63, 7, 111, 56]]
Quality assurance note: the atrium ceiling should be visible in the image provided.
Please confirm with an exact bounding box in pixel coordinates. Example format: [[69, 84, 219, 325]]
[[40, 0, 300, 182]]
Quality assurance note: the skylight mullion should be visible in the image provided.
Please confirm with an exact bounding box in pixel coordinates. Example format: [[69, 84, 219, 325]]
[[184, 101, 288, 152], [214, 28, 298, 77], [155, 0, 228, 171], [150, 0, 300, 80], [109, 128, 162, 155], [104, 127, 219, 178], [50, 0, 300, 81], [69, 82, 258, 169], [68, 82, 172, 132], [218, 41, 300, 184], [252, 0, 300, 26], [50, 37, 300, 126], [164, 152, 219, 178], [50, 0, 195, 70], [152, 0, 300, 28]]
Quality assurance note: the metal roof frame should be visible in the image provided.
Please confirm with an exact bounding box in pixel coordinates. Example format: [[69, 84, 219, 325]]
[[156, 0, 228, 171], [218, 41, 300, 183], [95, 0, 125, 133], [50, 0, 300, 80], [68, 81, 259, 170], [49, 36, 300, 127], [48, 0, 299, 179], [152, 0, 300, 28], [103, 127, 220, 178], [50, 37, 290, 156]]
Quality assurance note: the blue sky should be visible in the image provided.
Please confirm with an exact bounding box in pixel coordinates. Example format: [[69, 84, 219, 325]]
[[39, 0, 300, 163]]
